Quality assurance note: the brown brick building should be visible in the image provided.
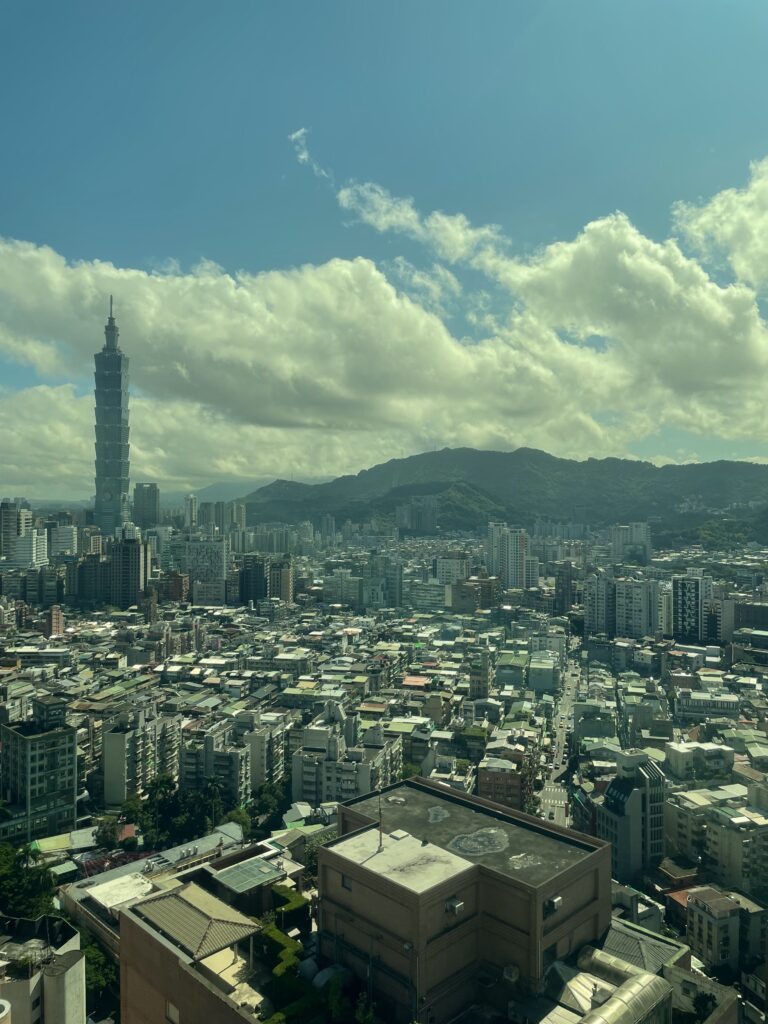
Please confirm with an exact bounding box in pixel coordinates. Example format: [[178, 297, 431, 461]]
[[318, 778, 612, 1023]]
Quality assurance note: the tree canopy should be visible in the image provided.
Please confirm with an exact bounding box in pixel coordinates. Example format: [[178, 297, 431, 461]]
[[0, 844, 55, 918]]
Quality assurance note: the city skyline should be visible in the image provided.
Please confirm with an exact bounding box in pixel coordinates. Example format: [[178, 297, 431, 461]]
[[3, 3, 768, 497]]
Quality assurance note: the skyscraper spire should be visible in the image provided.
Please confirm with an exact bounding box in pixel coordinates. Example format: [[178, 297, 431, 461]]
[[104, 295, 119, 352]]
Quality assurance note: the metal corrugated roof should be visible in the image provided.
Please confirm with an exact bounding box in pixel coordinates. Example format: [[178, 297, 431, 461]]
[[135, 882, 258, 960]]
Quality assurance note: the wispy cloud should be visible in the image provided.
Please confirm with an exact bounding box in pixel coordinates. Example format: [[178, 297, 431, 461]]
[[288, 127, 331, 182]]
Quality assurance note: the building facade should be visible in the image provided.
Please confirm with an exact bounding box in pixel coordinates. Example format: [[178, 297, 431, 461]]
[[94, 299, 130, 536]]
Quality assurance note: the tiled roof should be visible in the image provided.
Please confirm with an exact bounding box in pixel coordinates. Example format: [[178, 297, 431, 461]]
[[134, 882, 258, 961], [601, 920, 682, 975]]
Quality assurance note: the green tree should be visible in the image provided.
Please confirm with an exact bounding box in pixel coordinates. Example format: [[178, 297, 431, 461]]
[[0, 843, 55, 918], [80, 930, 117, 1007], [223, 806, 251, 839], [94, 815, 120, 849]]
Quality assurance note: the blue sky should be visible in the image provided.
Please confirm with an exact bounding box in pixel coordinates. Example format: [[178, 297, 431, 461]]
[[3, 1, 768, 494]]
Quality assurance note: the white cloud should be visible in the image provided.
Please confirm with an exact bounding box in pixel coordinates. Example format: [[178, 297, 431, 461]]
[[674, 157, 768, 287], [338, 181, 504, 263], [288, 127, 330, 181], [4, 155, 768, 497]]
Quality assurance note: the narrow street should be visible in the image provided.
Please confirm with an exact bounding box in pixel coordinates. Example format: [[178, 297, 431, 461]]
[[540, 657, 581, 827]]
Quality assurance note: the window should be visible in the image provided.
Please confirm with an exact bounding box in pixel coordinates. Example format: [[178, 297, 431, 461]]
[[341, 874, 352, 891], [166, 1002, 179, 1024]]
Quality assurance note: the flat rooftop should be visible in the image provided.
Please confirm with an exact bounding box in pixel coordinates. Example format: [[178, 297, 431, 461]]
[[348, 781, 597, 887], [330, 828, 472, 893]]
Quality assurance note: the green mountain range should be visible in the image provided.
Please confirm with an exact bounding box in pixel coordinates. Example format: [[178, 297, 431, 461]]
[[241, 447, 768, 540]]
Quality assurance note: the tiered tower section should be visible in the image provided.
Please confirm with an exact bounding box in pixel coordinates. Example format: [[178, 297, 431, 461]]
[[94, 297, 130, 535]]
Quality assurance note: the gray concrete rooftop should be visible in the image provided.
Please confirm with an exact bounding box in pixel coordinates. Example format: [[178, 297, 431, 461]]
[[330, 828, 473, 893], [349, 783, 594, 887]]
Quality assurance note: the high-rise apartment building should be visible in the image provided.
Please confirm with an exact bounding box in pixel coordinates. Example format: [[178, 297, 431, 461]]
[[672, 571, 714, 644], [486, 522, 528, 589], [184, 493, 198, 528], [614, 577, 658, 640], [609, 522, 652, 564], [103, 706, 181, 808], [94, 299, 130, 535], [0, 696, 79, 843], [583, 569, 616, 638], [554, 560, 575, 614], [269, 556, 294, 603], [108, 536, 150, 610], [133, 482, 160, 529]]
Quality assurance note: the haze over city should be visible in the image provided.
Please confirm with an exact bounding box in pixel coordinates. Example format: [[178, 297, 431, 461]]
[[3, 3, 768, 496]]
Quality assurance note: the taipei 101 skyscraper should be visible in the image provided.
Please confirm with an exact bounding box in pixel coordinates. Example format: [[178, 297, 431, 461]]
[[94, 297, 130, 535]]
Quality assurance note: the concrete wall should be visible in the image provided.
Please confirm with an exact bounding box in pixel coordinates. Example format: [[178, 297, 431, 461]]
[[120, 911, 250, 1024]]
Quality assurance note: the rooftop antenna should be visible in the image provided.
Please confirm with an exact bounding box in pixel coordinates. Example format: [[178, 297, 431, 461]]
[[109, 294, 114, 318]]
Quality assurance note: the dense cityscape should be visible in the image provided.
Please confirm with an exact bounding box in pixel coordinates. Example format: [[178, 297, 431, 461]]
[[1, 307, 768, 1024], [6, 4, 768, 1024]]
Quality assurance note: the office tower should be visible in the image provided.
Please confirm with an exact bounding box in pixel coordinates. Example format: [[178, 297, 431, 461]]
[[672, 571, 714, 644], [213, 501, 228, 533], [94, 298, 130, 535], [49, 524, 78, 556], [6, 529, 48, 569], [0, 696, 78, 843], [240, 553, 269, 603], [0, 499, 21, 557], [197, 502, 214, 529], [486, 521, 527, 588], [583, 569, 616, 638], [108, 536, 150, 610], [595, 749, 666, 882], [133, 482, 160, 529], [184, 493, 198, 528], [169, 534, 228, 604]]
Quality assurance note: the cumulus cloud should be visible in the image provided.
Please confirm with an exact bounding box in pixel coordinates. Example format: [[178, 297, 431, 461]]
[[674, 157, 768, 287], [4, 154, 768, 497]]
